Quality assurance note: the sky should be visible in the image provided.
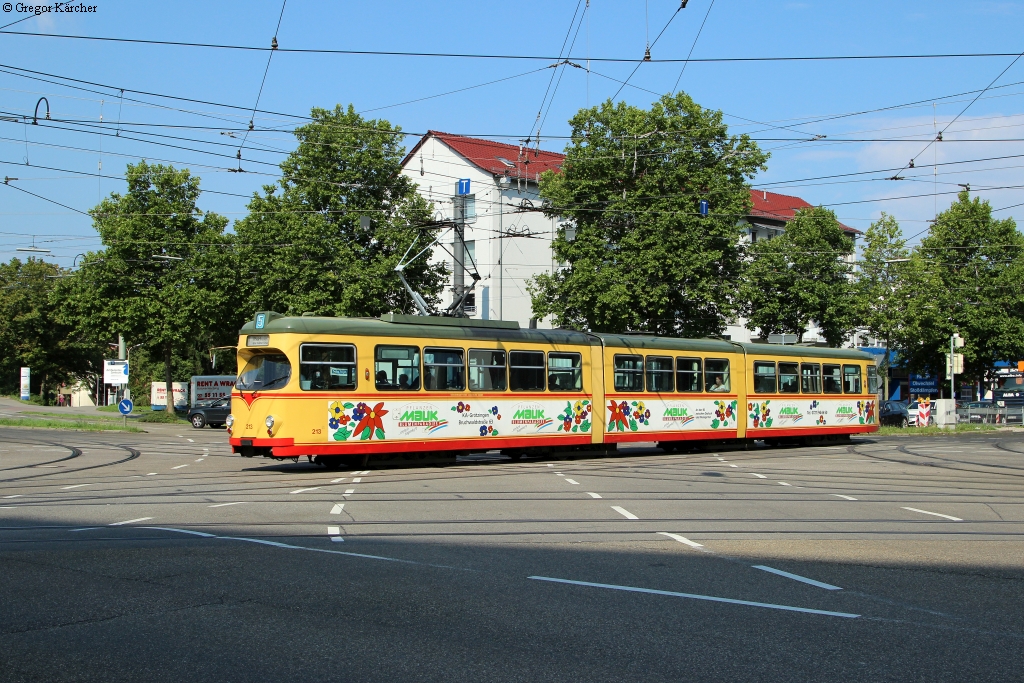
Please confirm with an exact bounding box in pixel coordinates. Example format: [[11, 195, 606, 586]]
[[0, 0, 1022, 265]]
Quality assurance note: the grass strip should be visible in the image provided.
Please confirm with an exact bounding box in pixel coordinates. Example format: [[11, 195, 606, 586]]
[[876, 424, 1006, 437], [16, 410, 131, 421], [137, 412, 188, 424], [0, 418, 144, 432]]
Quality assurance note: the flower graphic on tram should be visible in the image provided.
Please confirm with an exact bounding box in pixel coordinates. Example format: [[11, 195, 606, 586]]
[[479, 425, 498, 436], [558, 399, 592, 433], [711, 400, 737, 429], [328, 401, 388, 441], [607, 399, 644, 432], [748, 400, 772, 429], [857, 400, 876, 424]]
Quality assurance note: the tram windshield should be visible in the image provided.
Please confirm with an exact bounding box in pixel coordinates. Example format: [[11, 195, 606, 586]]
[[236, 353, 292, 391]]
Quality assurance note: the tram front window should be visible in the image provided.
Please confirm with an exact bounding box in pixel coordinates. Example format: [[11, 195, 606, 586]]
[[236, 353, 291, 391]]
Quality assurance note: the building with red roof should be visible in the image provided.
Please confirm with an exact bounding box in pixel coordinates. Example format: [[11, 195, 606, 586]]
[[400, 130, 856, 340]]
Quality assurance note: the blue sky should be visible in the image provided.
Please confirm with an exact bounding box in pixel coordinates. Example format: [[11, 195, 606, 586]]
[[1, 0, 1022, 264]]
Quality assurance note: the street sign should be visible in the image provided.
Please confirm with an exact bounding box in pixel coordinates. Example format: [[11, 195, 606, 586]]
[[457, 178, 471, 195], [118, 399, 134, 415], [19, 367, 30, 401], [699, 199, 709, 216], [103, 360, 129, 385], [909, 373, 938, 394], [946, 353, 964, 375]]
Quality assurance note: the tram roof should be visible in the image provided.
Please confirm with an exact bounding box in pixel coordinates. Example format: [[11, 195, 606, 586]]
[[240, 313, 872, 360]]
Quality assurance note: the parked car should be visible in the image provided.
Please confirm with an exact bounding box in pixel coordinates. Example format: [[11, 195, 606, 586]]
[[960, 401, 994, 424], [188, 397, 230, 428], [907, 401, 935, 427], [879, 401, 910, 428]]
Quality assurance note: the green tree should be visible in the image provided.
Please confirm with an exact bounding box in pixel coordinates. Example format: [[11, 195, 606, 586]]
[[59, 161, 233, 413], [901, 190, 1024, 388], [739, 206, 855, 346], [529, 92, 768, 336], [0, 258, 98, 401], [854, 213, 910, 395], [234, 105, 446, 317]]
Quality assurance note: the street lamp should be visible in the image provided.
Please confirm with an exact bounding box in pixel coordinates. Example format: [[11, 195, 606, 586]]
[[152, 254, 183, 261]]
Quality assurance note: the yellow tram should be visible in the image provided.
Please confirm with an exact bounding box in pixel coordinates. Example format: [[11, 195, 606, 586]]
[[228, 312, 879, 467]]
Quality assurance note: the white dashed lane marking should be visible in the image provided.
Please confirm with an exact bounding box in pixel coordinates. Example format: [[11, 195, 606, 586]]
[[109, 517, 153, 526], [172, 465, 188, 470], [779, 482, 792, 486], [611, 506, 639, 520], [61, 484, 90, 490], [290, 487, 322, 494], [331, 477, 346, 483], [832, 494, 858, 501], [327, 526, 344, 542], [751, 474, 767, 479], [658, 532, 704, 549], [902, 507, 963, 521], [331, 503, 345, 514], [353, 477, 362, 483], [209, 502, 246, 508], [753, 565, 842, 590], [564, 479, 580, 485], [586, 492, 602, 499]]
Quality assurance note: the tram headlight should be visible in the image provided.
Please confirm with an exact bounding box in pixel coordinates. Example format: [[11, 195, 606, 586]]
[[226, 414, 234, 429], [265, 415, 274, 429]]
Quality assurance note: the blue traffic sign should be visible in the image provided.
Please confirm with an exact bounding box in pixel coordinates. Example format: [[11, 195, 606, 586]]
[[118, 399, 134, 415], [699, 199, 709, 216], [255, 313, 266, 329], [457, 178, 471, 195]]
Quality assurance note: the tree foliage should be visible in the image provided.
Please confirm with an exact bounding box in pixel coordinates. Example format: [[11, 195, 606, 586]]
[[58, 161, 233, 412], [900, 191, 1024, 382], [0, 258, 97, 399], [529, 92, 767, 336], [234, 105, 446, 317], [739, 206, 855, 346]]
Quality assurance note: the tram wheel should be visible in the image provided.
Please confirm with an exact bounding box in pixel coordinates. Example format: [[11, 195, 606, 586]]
[[321, 456, 343, 470]]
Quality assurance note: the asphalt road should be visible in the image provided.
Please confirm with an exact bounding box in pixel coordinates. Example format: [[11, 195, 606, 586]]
[[2, 423, 1023, 682]]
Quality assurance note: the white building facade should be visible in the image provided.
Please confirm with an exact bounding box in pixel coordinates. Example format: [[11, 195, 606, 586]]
[[400, 131, 565, 329], [401, 132, 859, 343]]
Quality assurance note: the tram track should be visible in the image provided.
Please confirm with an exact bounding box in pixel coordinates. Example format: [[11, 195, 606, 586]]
[[0, 443, 140, 484], [0, 441, 80, 473], [848, 439, 1024, 480]]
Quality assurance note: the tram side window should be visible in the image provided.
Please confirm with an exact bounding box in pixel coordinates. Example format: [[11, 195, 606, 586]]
[[843, 364, 862, 394], [424, 348, 465, 391], [613, 355, 644, 392], [801, 363, 821, 393], [469, 350, 506, 391], [867, 364, 880, 394], [706, 359, 731, 392], [509, 351, 545, 391], [779, 362, 800, 394], [236, 353, 291, 391], [645, 356, 673, 392], [823, 364, 843, 394], [375, 346, 420, 391], [299, 344, 356, 391], [676, 357, 702, 392], [548, 352, 583, 392], [753, 361, 777, 394]]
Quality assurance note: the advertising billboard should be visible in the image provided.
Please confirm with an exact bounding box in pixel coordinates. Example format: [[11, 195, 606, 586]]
[[150, 382, 189, 409], [190, 375, 235, 407]]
